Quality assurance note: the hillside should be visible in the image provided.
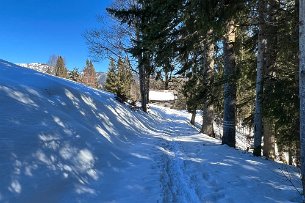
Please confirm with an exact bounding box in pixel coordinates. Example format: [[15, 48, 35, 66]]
[[0, 59, 302, 202]]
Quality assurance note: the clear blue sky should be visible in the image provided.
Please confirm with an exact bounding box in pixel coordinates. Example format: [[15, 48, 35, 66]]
[[0, 0, 112, 72]]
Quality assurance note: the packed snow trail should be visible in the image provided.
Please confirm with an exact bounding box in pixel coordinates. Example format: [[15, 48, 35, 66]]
[[149, 106, 202, 202], [149, 105, 302, 203], [0, 60, 302, 202]]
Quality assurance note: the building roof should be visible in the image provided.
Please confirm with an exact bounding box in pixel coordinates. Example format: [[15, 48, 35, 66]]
[[149, 90, 175, 101]]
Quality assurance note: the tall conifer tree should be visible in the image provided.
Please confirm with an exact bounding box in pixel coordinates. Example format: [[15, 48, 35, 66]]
[[82, 59, 98, 88], [55, 56, 68, 78], [299, 0, 305, 194], [222, 20, 237, 148], [253, 0, 267, 156], [104, 58, 118, 93]]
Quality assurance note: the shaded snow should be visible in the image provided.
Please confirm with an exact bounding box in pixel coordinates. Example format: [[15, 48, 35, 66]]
[[0, 59, 303, 202]]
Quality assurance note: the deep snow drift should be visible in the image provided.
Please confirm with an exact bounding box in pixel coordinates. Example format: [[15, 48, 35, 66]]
[[0, 59, 302, 202]]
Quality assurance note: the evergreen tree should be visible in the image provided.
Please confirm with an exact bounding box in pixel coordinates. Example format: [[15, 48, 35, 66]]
[[116, 57, 126, 99], [116, 57, 134, 101], [262, 0, 279, 159], [183, 70, 199, 125], [55, 56, 68, 78], [122, 57, 133, 99], [107, 0, 160, 111], [69, 68, 81, 82], [82, 59, 98, 88], [200, 30, 216, 137], [299, 0, 305, 194], [104, 58, 118, 93], [253, 0, 267, 156], [105, 57, 134, 102], [91, 0, 304, 170], [255, 0, 299, 161], [222, 20, 237, 148]]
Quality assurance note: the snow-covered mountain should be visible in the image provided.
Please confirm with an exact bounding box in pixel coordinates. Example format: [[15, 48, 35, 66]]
[[96, 72, 107, 88], [17, 63, 54, 74], [0, 59, 302, 202]]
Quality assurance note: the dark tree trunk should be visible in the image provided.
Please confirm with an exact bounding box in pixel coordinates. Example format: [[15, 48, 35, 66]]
[[263, 118, 275, 159], [190, 110, 196, 125], [146, 72, 150, 104], [139, 62, 147, 112], [201, 104, 215, 137], [201, 29, 215, 137], [262, 0, 279, 158], [136, 25, 148, 113], [299, 0, 305, 195], [253, 0, 267, 156], [164, 71, 169, 90], [222, 20, 236, 148], [139, 53, 148, 112]]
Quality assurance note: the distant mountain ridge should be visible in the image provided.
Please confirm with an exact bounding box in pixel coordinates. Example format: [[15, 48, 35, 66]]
[[96, 72, 107, 88], [17, 63, 54, 74]]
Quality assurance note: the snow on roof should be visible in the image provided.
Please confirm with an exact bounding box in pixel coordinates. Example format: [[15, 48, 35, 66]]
[[149, 90, 175, 101]]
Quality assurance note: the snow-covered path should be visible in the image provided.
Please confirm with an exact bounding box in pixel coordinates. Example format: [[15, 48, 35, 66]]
[[149, 106, 203, 202], [149, 105, 302, 203]]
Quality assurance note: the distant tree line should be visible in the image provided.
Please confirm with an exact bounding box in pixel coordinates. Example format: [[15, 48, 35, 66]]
[[48, 55, 99, 89], [47, 55, 139, 102]]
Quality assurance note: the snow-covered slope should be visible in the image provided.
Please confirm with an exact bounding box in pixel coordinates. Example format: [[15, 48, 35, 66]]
[[0, 59, 302, 202], [0, 60, 162, 202]]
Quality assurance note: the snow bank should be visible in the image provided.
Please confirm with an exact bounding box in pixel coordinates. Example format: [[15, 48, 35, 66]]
[[0, 60, 162, 202]]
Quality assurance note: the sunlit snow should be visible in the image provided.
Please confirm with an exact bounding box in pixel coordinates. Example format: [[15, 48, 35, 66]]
[[0, 60, 302, 202]]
